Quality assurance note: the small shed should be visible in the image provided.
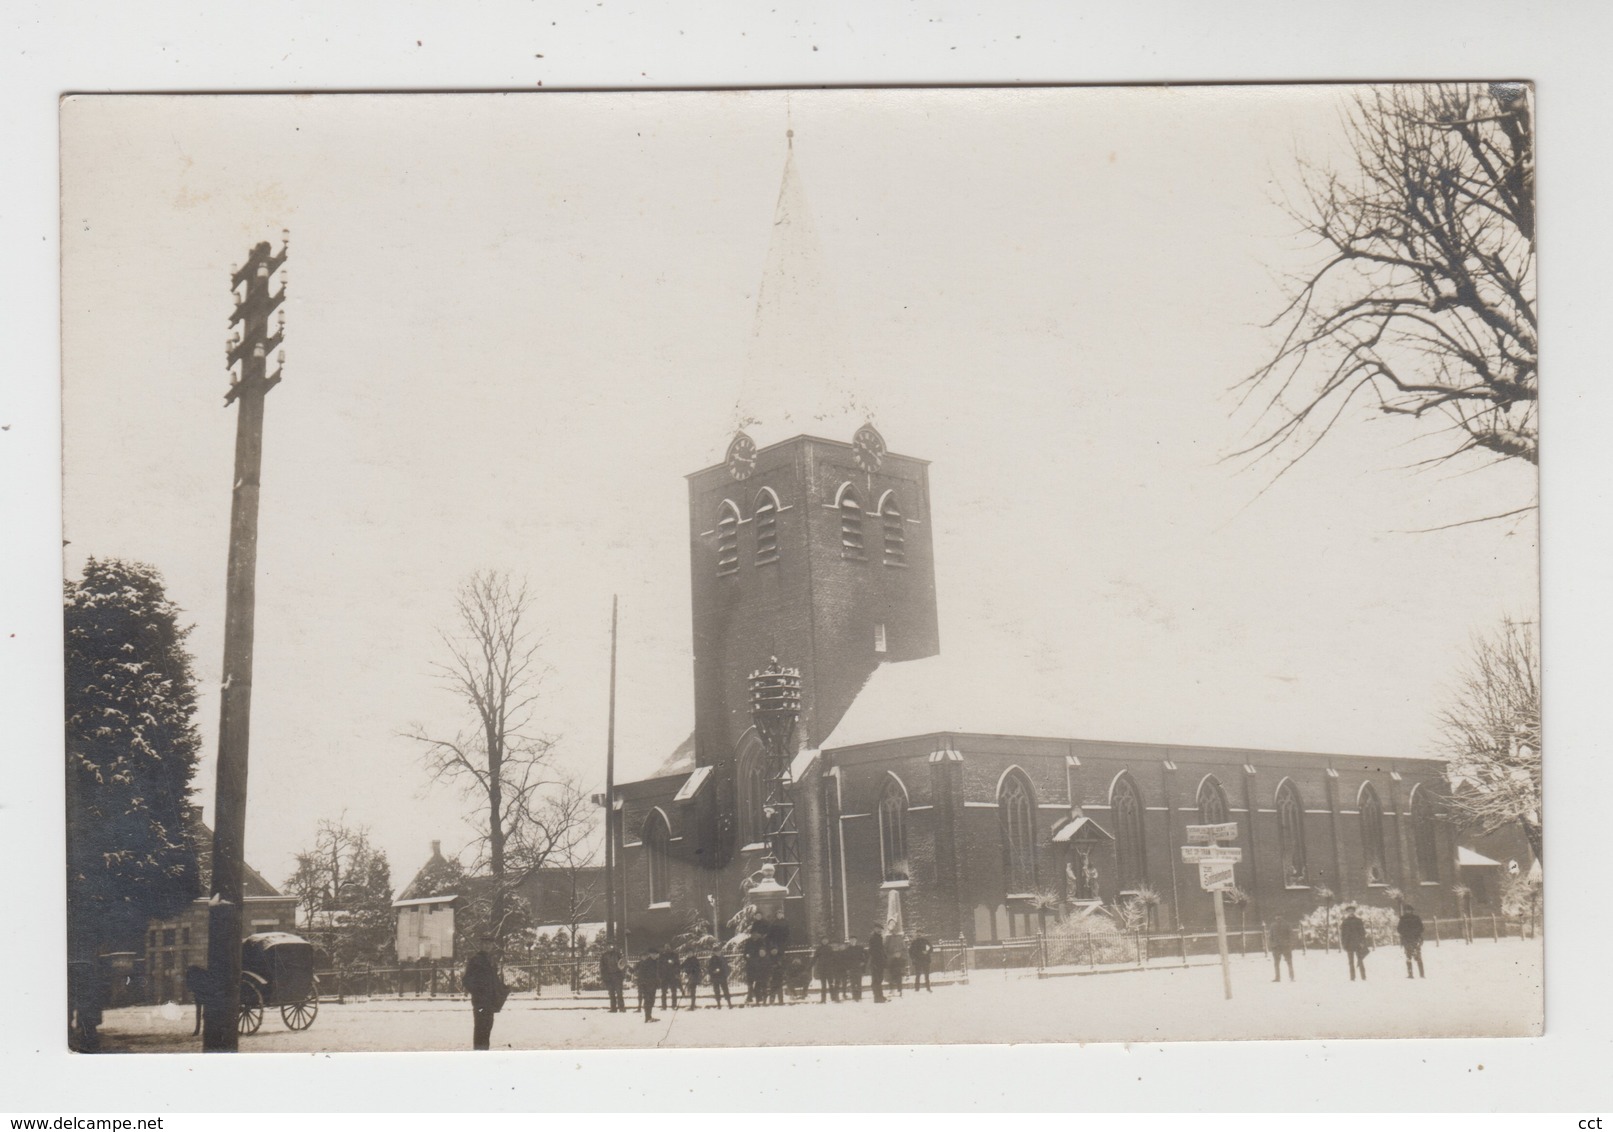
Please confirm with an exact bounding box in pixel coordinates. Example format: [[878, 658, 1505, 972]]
[[1456, 845, 1505, 909], [392, 894, 462, 962]]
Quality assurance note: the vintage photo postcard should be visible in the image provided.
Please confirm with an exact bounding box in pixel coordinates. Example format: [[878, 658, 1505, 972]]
[[60, 85, 1540, 1053]]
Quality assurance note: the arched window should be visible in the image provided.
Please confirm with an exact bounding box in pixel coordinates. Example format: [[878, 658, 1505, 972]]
[[1276, 780, 1308, 886], [1411, 785, 1441, 884], [877, 491, 906, 566], [1113, 773, 1148, 894], [1000, 772, 1037, 895], [736, 739, 766, 847], [643, 811, 671, 905], [878, 778, 909, 883], [754, 488, 780, 565], [837, 485, 866, 560], [1359, 784, 1388, 885], [1197, 776, 1228, 827], [715, 502, 740, 576]]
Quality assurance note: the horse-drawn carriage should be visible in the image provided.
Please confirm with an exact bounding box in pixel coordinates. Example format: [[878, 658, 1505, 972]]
[[237, 932, 320, 1034]]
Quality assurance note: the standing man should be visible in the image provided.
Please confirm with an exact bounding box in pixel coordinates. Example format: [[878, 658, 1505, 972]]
[[765, 910, 790, 1005], [867, 928, 887, 1004], [1268, 915, 1296, 982], [600, 944, 627, 1014], [744, 922, 769, 1006], [462, 937, 504, 1051], [708, 950, 734, 1008], [681, 950, 705, 1009], [1397, 904, 1426, 979], [909, 931, 934, 992], [886, 940, 908, 997], [659, 948, 681, 1010], [1340, 906, 1369, 981], [845, 938, 866, 1002], [67, 960, 105, 1052], [634, 949, 660, 1023], [814, 941, 839, 1003]]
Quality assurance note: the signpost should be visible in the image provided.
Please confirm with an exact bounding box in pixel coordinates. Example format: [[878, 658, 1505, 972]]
[[1182, 823, 1238, 1001], [1180, 845, 1243, 864]]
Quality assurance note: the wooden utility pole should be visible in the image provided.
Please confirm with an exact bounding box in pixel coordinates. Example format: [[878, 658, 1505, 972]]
[[202, 234, 287, 1051], [604, 595, 618, 946]]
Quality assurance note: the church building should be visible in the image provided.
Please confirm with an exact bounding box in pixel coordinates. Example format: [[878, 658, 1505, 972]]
[[608, 129, 1466, 954], [613, 425, 1462, 952]]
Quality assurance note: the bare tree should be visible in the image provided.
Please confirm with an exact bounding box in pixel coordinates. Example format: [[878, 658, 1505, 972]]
[[405, 571, 564, 947], [285, 817, 394, 967], [537, 782, 600, 989], [1437, 617, 1542, 863], [1238, 83, 1535, 517]]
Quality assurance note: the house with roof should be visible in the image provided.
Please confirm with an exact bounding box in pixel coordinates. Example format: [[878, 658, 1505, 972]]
[[142, 812, 299, 1005]]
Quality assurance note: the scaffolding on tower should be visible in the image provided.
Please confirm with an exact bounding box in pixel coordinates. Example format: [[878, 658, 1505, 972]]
[[749, 659, 804, 897]]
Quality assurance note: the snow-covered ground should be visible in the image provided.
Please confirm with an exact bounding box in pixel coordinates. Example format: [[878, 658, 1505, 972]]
[[97, 937, 1542, 1053]]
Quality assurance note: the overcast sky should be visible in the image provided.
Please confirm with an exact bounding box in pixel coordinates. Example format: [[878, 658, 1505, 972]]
[[60, 86, 1538, 892]]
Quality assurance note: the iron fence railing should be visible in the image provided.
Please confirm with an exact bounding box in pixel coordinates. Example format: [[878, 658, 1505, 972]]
[[313, 914, 1538, 1001]]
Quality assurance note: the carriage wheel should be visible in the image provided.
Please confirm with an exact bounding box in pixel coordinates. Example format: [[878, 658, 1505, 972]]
[[281, 994, 318, 1031], [237, 981, 264, 1036]]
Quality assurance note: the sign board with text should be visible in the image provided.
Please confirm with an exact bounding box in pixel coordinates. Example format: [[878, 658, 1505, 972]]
[[1199, 860, 1237, 892], [1181, 844, 1243, 864], [1186, 823, 1239, 844]]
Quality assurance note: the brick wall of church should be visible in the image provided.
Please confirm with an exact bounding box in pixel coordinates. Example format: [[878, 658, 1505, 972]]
[[825, 735, 1458, 946]]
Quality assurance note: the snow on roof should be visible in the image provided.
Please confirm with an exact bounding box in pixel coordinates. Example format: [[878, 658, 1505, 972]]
[[1457, 847, 1503, 868], [821, 653, 1396, 759], [534, 922, 606, 938], [392, 895, 462, 908], [1051, 815, 1113, 844]]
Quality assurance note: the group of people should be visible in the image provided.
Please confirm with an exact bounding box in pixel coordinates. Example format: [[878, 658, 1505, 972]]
[[597, 942, 737, 1022], [465, 902, 1436, 1047], [1265, 904, 1429, 983], [594, 912, 939, 1023], [812, 928, 935, 1005]]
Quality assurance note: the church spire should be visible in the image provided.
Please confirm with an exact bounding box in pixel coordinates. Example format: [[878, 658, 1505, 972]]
[[731, 123, 870, 445]]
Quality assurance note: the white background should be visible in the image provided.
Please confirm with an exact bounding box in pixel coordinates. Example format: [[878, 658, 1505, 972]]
[[3, 0, 1609, 1113]]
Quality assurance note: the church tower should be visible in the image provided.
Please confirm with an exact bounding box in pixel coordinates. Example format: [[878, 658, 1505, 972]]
[[687, 424, 941, 869]]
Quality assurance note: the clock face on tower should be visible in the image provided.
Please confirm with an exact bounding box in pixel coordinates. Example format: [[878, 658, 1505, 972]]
[[852, 424, 886, 473], [725, 432, 757, 480]]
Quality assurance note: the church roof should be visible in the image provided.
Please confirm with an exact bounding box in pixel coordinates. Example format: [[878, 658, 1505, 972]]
[[820, 653, 1417, 765]]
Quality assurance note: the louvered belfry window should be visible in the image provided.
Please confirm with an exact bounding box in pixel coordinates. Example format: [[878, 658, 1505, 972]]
[[716, 503, 740, 576], [881, 494, 906, 566], [839, 490, 866, 560], [755, 489, 780, 565]]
